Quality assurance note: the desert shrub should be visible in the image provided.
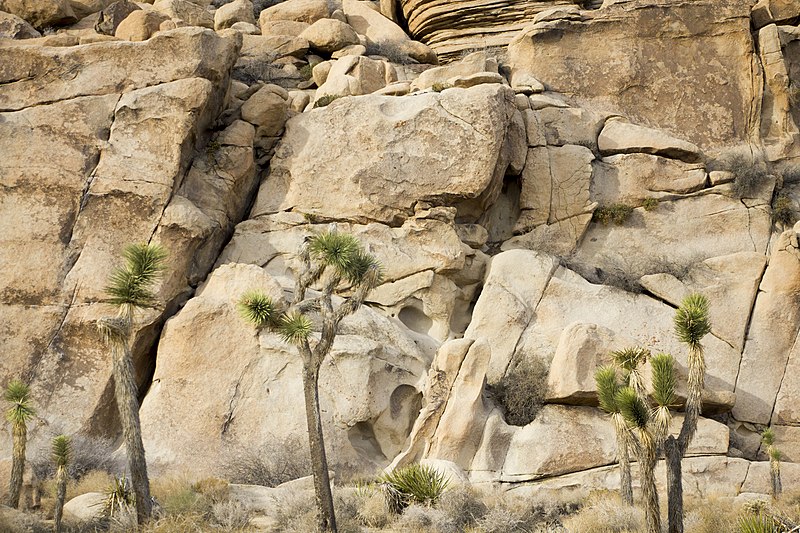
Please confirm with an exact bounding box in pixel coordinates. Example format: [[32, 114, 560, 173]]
[[435, 484, 488, 530], [299, 63, 314, 81], [737, 512, 778, 533], [684, 496, 738, 533], [273, 488, 318, 531], [356, 488, 393, 528], [491, 356, 549, 426], [151, 476, 206, 516], [193, 477, 230, 504], [391, 504, 456, 533], [476, 507, 527, 533], [561, 492, 644, 533], [772, 195, 796, 226], [431, 83, 452, 92], [314, 94, 343, 108], [209, 500, 251, 530], [593, 203, 634, 225], [642, 197, 659, 211], [717, 151, 770, 199], [30, 433, 122, 483], [220, 434, 310, 487], [378, 463, 449, 513]]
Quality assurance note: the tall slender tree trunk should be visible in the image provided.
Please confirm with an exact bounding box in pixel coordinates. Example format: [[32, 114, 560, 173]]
[[770, 458, 782, 499], [665, 436, 683, 533], [54, 465, 67, 533], [111, 343, 152, 525], [639, 445, 661, 533], [302, 364, 337, 533], [8, 422, 26, 508], [615, 419, 633, 506]]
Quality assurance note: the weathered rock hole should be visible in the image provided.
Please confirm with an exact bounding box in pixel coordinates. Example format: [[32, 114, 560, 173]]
[[347, 421, 386, 461], [398, 302, 433, 336]]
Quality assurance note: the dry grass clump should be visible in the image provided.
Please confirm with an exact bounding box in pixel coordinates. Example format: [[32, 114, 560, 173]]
[[389, 504, 455, 533], [594, 203, 635, 226], [436, 484, 488, 530], [683, 495, 739, 533], [220, 434, 310, 487], [491, 356, 549, 426], [561, 492, 644, 533], [713, 148, 771, 199]]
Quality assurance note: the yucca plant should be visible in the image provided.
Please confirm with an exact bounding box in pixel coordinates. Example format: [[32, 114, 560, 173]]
[[52, 434, 71, 533], [611, 346, 650, 397], [238, 229, 382, 533], [378, 463, 449, 513], [103, 474, 135, 518], [595, 366, 633, 506], [762, 428, 783, 499], [665, 293, 711, 533], [737, 512, 778, 533], [99, 242, 167, 525], [4, 379, 35, 508]]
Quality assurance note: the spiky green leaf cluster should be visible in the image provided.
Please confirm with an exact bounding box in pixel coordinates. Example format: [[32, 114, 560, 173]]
[[278, 312, 313, 345], [674, 293, 711, 349], [650, 353, 676, 408], [378, 463, 449, 512], [736, 512, 777, 533], [617, 387, 650, 429], [611, 347, 650, 373], [237, 291, 278, 329], [762, 428, 775, 446], [308, 231, 382, 287], [104, 243, 167, 311], [51, 435, 71, 468], [4, 379, 35, 426], [595, 366, 620, 414], [768, 447, 782, 462]]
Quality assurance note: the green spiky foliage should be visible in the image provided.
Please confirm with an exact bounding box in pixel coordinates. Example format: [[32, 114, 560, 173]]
[[278, 312, 313, 345], [104, 474, 134, 518], [4, 379, 34, 509], [762, 428, 783, 499], [617, 387, 649, 430], [650, 353, 676, 440], [52, 435, 71, 533], [595, 366, 620, 415], [237, 291, 278, 329], [378, 463, 449, 513], [611, 347, 650, 395], [238, 229, 382, 533], [51, 435, 71, 468], [595, 366, 634, 506], [674, 293, 711, 350], [104, 243, 168, 318], [737, 512, 778, 533]]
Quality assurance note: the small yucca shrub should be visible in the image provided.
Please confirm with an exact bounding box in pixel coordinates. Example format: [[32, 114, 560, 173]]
[[737, 512, 777, 533], [378, 463, 449, 513]]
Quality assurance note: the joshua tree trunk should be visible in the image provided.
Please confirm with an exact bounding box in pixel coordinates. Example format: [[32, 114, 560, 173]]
[[111, 341, 152, 525], [54, 464, 67, 533], [770, 457, 782, 499], [665, 435, 683, 533], [8, 421, 26, 508], [302, 364, 337, 533], [638, 438, 661, 533], [613, 414, 633, 505]]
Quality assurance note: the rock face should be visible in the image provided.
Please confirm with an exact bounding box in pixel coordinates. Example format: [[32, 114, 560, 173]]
[[252, 84, 518, 225], [508, 0, 760, 150], [0, 28, 248, 446], [0, 0, 76, 28]]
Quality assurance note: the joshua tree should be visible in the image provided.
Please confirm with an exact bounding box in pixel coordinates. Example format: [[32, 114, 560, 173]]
[[238, 229, 382, 533], [98, 242, 167, 525], [52, 434, 71, 533], [4, 379, 35, 508], [615, 352, 677, 533], [595, 366, 633, 506], [664, 293, 711, 533], [762, 428, 782, 499], [595, 346, 650, 506]]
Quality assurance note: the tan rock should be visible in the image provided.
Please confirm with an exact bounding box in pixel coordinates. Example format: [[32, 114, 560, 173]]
[[508, 0, 758, 150], [315, 55, 397, 100], [69, 0, 114, 19], [140, 263, 428, 477], [252, 84, 515, 224], [299, 18, 359, 54], [342, 0, 436, 64], [464, 250, 559, 384], [258, 0, 329, 26], [592, 154, 707, 205], [0, 28, 240, 111], [537, 106, 605, 149], [114, 9, 168, 40], [0, 10, 40, 38], [598, 118, 703, 163], [214, 0, 255, 30], [504, 213, 594, 258], [229, 21, 260, 34], [0, 0, 76, 28], [152, 0, 213, 28], [260, 19, 308, 36], [734, 229, 800, 424], [240, 84, 289, 137], [63, 492, 106, 522], [411, 51, 497, 92], [752, 0, 800, 28], [331, 43, 366, 58], [741, 461, 800, 493], [94, 0, 139, 35]]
